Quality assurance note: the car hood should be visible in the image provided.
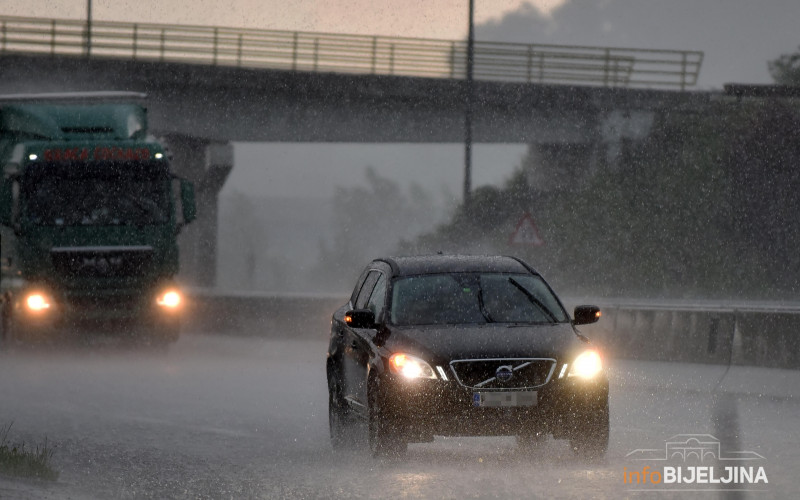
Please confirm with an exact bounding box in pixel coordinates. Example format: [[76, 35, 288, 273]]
[[381, 323, 585, 364]]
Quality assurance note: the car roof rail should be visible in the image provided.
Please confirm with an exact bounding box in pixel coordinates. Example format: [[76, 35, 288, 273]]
[[506, 255, 541, 276], [373, 257, 399, 275]]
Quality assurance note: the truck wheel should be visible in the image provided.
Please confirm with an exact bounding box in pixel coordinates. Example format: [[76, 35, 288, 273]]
[[146, 322, 180, 348], [0, 307, 9, 349], [569, 399, 609, 460], [1, 308, 23, 348], [368, 378, 407, 458]]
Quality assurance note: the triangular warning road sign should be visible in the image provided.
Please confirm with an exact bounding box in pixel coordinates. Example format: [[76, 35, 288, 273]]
[[509, 213, 544, 246]]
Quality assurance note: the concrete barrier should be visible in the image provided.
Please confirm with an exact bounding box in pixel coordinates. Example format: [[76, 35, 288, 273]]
[[185, 291, 800, 369], [184, 290, 346, 339]]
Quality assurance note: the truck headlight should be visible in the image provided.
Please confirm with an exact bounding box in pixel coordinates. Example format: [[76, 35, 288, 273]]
[[156, 290, 182, 309], [389, 353, 437, 380], [25, 292, 51, 312], [567, 350, 603, 379]]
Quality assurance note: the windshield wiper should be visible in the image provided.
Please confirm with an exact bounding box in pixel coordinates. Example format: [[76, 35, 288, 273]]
[[507, 277, 558, 323], [476, 285, 495, 323]]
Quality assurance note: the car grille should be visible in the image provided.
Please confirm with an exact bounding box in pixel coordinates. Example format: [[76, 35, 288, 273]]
[[449, 358, 556, 390], [51, 246, 154, 278]]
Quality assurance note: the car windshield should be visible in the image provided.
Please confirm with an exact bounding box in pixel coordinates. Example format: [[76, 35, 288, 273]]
[[22, 161, 170, 226], [390, 272, 568, 326]]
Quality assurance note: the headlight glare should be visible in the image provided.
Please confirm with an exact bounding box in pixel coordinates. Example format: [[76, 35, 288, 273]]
[[156, 290, 182, 308], [389, 353, 437, 380], [25, 293, 51, 311], [568, 350, 603, 379]]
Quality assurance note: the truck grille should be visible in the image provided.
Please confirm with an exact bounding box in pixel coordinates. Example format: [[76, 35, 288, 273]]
[[449, 358, 556, 390], [68, 294, 141, 311], [50, 246, 154, 278]]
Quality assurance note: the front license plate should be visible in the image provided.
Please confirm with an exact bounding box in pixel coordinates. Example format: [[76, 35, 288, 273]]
[[473, 391, 537, 407]]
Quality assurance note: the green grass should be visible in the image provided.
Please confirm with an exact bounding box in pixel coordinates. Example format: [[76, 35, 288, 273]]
[[0, 423, 58, 481]]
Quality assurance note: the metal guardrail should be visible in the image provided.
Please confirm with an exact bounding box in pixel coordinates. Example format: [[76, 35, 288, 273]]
[[191, 290, 800, 315], [568, 297, 800, 315], [0, 15, 703, 89], [182, 291, 800, 369]]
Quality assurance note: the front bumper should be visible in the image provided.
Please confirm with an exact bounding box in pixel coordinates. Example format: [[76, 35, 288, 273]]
[[7, 286, 182, 334], [377, 371, 608, 441]]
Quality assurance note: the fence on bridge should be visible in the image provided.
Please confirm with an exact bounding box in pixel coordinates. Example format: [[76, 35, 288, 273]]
[[0, 15, 703, 89]]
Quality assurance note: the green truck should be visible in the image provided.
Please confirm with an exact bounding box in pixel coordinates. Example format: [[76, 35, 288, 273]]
[[0, 92, 196, 346]]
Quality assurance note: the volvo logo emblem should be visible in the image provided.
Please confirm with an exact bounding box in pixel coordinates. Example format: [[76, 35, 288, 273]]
[[496, 365, 514, 383]]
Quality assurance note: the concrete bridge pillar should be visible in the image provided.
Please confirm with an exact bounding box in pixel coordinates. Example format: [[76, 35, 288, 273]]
[[522, 109, 656, 192], [161, 133, 233, 287]]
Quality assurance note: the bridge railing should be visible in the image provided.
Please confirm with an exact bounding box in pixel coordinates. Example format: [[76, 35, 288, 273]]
[[0, 15, 703, 89]]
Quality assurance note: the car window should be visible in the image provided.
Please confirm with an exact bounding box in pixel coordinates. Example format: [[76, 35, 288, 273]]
[[366, 273, 387, 321], [354, 271, 380, 310], [391, 274, 485, 325], [349, 268, 371, 306], [480, 274, 568, 323], [390, 273, 568, 326]]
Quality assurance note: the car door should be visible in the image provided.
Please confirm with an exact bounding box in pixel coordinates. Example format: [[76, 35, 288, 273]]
[[342, 270, 380, 413], [350, 271, 388, 408], [329, 267, 370, 361]]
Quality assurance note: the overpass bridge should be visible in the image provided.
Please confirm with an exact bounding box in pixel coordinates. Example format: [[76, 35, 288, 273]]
[[0, 15, 709, 286]]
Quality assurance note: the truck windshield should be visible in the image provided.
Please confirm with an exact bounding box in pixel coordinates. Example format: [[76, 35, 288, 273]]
[[22, 161, 170, 227]]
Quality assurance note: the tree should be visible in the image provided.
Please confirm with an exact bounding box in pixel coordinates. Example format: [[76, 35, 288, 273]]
[[410, 103, 780, 297], [314, 166, 443, 289], [768, 45, 800, 85]]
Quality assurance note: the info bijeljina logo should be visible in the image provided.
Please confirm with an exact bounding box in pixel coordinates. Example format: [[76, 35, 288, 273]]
[[623, 434, 768, 493]]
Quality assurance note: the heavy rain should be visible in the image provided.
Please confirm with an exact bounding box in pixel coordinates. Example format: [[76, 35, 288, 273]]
[[2, 1, 800, 499]]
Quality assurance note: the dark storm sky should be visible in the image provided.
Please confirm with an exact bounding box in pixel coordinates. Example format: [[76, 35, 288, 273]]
[[476, 0, 800, 88]]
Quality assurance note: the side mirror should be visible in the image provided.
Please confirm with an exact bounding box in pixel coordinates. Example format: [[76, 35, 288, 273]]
[[344, 309, 376, 329], [180, 179, 196, 224], [0, 177, 14, 226], [573, 305, 601, 325]]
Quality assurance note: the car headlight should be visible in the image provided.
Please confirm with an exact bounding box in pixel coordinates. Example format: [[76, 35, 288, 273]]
[[389, 353, 437, 380], [156, 289, 182, 309], [25, 292, 51, 312], [567, 350, 603, 379]]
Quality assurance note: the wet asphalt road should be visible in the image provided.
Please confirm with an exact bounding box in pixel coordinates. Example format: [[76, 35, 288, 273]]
[[0, 333, 798, 499]]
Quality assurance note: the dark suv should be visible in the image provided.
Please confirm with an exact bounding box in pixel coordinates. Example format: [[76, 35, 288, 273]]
[[326, 255, 608, 457]]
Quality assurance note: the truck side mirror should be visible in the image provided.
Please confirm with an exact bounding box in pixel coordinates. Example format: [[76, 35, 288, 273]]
[[0, 176, 16, 227], [180, 179, 196, 224]]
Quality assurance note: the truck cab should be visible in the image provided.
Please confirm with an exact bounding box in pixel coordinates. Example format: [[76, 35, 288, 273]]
[[0, 93, 196, 345]]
